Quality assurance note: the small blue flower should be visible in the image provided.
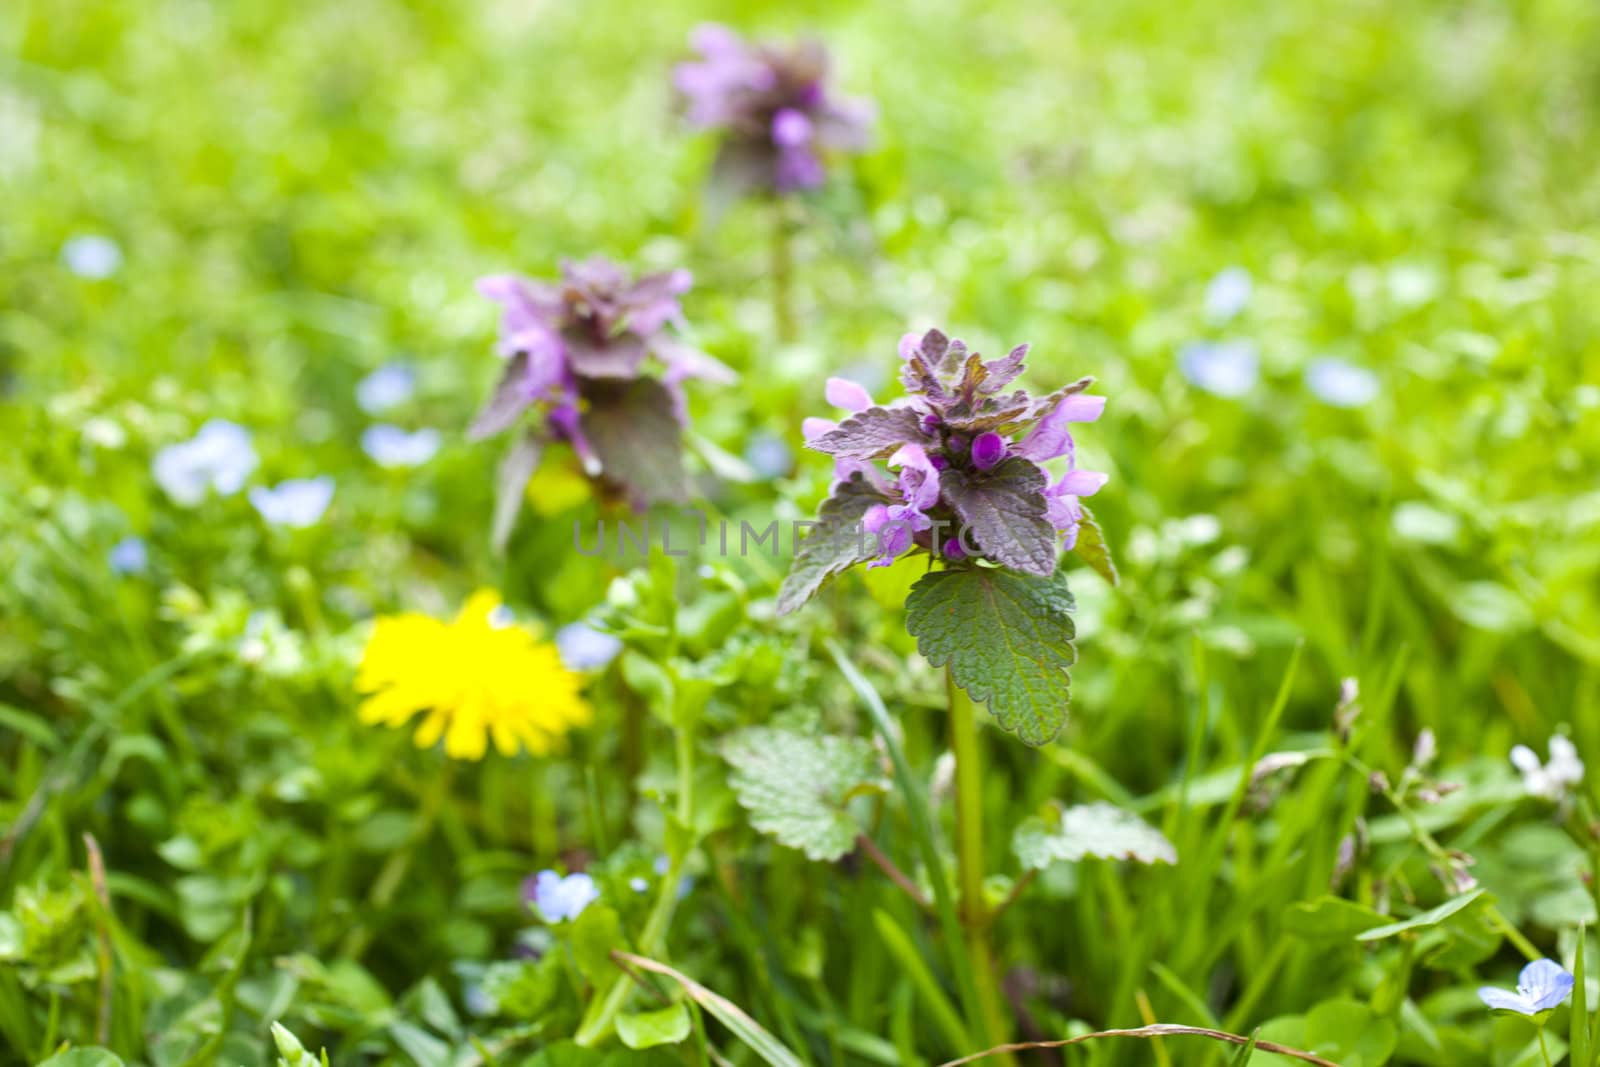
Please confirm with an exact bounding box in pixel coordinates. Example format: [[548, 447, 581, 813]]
[[109, 536, 148, 576], [362, 424, 441, 468], [152, 420, 258, 506], [1306, 358, 1378, 408], [249, 477, 334, 528], [356, 364, 416, 415], [526, 870, 599, 923], [1479, 959, 1574, 1016], [744, 432, 794, 479], [556, 622, 623, 672], [61, 235, 123, 279], [1205, 267, 1252, 322], [1179, 340, 1258, 398]]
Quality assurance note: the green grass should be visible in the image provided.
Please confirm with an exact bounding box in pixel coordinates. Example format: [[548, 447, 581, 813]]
[[4, 0, 1600, 1064]]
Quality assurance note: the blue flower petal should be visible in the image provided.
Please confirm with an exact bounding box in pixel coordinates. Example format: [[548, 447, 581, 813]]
[[357, 364, 417, 415], [1478, 987, 1533, 1014], [1519, 958, 1575, 1012]]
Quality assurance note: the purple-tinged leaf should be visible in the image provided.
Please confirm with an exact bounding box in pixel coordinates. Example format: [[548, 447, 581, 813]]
[[468, 351, 534, 441], [777, 473, 886, 615], [563, 328, 649, 379], [979, 345, 1029, 393], [806, 406, 925, 460], [492, 433, 544, 553], [580, 378, 692, 504], [940, 457, 1057, 576]]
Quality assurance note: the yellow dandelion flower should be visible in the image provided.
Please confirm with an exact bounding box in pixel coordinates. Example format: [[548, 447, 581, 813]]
[[356, 589, 590, 760]]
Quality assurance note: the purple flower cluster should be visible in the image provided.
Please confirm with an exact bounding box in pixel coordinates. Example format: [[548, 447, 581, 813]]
[[804, 329, 1107, 573], [675, 24, 873, 194], [470, 257, 733, 544]]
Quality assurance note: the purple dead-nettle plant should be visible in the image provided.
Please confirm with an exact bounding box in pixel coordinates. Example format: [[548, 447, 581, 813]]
[[675, 24, 873, 198], [469, 256, 734, 550], [781, 328, 1116, 746]]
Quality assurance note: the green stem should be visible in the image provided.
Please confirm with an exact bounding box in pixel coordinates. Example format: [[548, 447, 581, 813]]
[[827, 640, 988, 1056], [575, 726, 695, 1047], [771, 199, 794, 344], [341, 762, 453, 960], [948, 669, 1015, 1063], [1538, 1023, 1552, 1067]]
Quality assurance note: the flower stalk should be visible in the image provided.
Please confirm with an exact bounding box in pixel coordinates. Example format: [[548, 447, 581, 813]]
[[575, 719, 696, 1047], [947, 667, 1015, 1064], [772, 200, 795, 344]]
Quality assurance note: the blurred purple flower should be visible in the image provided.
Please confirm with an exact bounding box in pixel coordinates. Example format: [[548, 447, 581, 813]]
[[525, 870, 598, 923], [61, 235, 122, 279], [1305, 358, 1378, 408], [744, 431, 794, 478], [153, 420, 259, 506], [675, 24, 873, 194], [1204, 267, 1252, 322], [471, 258, 734, 541], [356, 364, 416, 415], [249, 477, 334, 528], [109, 536, 148, 575], [1179, 340, 1258, 397], [362, 424, 441, 468], [556, 622, 623, 672]]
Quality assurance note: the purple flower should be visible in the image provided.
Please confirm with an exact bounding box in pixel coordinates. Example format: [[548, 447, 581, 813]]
[[61, 235, 122, 279], [1479, 959, 1574, 1015], [971, 432, 1006, 471], [249, 477, 334, 528], [1306, 358, 1378, 408], [362, 425, 441, 468], [675, 25, 873, 194], [152, 420, 258, 506], [470, 258, 734, 535], [556, 622, 623, 671], [109, 536, 148, 575], [356, 364, 416, 414], [525, 870, 599, 924], [1179, 340, 1258, 397], [791, 328, 1109, 585]]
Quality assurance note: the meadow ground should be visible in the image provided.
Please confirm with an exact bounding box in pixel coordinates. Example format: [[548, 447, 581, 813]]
[[4, 0, 1600, 1064]]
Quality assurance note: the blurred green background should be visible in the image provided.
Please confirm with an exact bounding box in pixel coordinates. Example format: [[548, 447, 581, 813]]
[[5, 0, 1600, 1063]]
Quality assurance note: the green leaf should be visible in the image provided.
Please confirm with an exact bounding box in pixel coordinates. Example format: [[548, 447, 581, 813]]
[[617, 1003, 693, 1049], [1072, 504, 1119, 585], [939, 458, 1057, 576], [617, 953, 806, 1067], [1227, 1030, 1260, 1066], [580, 378, 691, 504], [1573, 924, 1590, 1067], [388, 1021, 451, 1067], [569, 905, 627, 986], [721, 727, 887, 861], [1355, 888, 1487, 941], [776, 473, 885, 615], [1011, 803, 1176, 869], [36, 1051, 126, 1067], [1301, 998, 1396, 1066], [1282, 896, 1392, 943], [904, 566, 1076, 746]]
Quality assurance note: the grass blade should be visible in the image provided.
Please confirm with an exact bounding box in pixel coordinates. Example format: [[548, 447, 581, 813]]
[[1575, 925, 1591, 1067], [613, 952, 805, 1067]]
